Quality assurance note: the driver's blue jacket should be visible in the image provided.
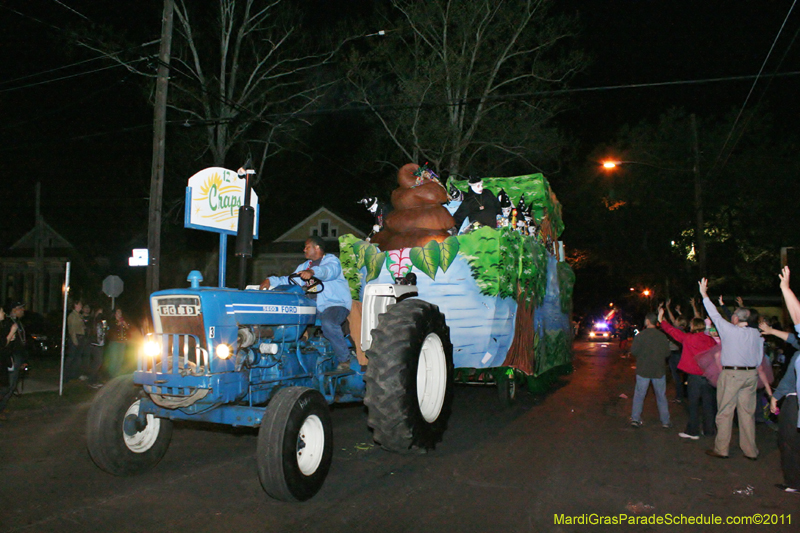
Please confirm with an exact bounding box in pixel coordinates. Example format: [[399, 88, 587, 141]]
[[267, 253, 352, 313]]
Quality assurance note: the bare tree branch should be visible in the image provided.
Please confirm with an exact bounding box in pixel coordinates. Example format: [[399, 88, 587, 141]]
[[348, 0, 584, 175]]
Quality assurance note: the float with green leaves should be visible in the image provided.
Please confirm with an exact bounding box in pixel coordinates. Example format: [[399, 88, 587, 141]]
[[341, 173, 574, 407]]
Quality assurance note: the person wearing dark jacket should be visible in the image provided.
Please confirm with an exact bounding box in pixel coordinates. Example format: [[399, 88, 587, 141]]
[[764, 267, 800, 493], [0, 303, 26, 413], [630, 312, 672, 428], [452, 176, 501, 231]]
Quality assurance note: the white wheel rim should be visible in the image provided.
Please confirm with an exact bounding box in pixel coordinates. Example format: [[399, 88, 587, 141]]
[[417, 333, 447, 423], [297, 414, 325, 476], [123, 400, 161, 453]]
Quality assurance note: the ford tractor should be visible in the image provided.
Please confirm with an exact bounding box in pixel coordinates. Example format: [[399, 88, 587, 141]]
[[86, 270, 453, 502]]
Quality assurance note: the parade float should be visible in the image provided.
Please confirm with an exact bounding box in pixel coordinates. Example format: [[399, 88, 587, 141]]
[[342, 164, 575, 404]]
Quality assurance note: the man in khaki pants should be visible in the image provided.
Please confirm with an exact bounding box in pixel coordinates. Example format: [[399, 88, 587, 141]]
[[699, 278, 764, 460]]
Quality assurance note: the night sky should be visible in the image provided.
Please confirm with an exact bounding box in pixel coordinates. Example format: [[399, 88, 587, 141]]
[[3, 1, 799, 281], [560, 0, 800, 146]]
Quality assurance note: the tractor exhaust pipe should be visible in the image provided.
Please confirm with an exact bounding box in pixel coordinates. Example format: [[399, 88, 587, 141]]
[[235, 166, 255, 290]]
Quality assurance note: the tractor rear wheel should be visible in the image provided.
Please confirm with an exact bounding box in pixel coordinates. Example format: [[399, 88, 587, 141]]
[[257, 387, 333, 502], [364, 299, 453, 453], [497, 371, 518, 407], [86, 375, 173, 476]]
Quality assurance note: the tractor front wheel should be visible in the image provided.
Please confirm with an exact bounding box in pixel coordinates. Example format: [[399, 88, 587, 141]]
[[257, 387, 333, 502], [86, 375, 173, 476]]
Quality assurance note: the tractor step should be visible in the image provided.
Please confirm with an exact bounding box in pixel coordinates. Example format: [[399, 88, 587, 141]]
[[322, 369, 356, 377]]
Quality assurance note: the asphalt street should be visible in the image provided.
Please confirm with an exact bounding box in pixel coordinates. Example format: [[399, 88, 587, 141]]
[[0, 340, 796, 532]]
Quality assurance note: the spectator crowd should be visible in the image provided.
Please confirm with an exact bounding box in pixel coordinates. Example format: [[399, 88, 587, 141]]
[[627, 267, 800, 495]]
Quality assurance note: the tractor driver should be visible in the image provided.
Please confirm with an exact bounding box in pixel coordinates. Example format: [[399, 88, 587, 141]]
[[259, 236, 353, 371]]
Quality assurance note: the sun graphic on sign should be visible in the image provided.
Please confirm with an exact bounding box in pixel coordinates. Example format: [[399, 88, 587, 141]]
[[197, 172, 223, 200]]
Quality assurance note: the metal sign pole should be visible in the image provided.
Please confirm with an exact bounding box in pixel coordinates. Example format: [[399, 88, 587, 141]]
[[59, 262, 71, 396], [219, 233, 227, 288]]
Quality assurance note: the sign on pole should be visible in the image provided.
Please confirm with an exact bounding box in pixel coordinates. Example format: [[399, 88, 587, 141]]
[[184, 167, 260, 236], [184, 167, 260, 287], [102, 275, 124, 310]]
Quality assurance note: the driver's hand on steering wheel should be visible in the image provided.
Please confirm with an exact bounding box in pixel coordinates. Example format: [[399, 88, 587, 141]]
[[259, 279, 271, 290], [299, 269, 315, 281]]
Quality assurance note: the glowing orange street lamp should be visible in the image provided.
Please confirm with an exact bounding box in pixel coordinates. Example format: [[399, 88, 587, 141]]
[[642, 289, 651, 297], [602, 160, 619, 169]]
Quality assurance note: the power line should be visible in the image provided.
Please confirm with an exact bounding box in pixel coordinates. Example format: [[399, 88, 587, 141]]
[[705, 0, 798, 177], [716, 13, 800, 172], [48, 0, 90, 21], [0, 74, 137, 131], [0, 58, 153, 93], [0, 41, 159, 89], [0, 3, 159, 92], [5, 68, 800, 146]]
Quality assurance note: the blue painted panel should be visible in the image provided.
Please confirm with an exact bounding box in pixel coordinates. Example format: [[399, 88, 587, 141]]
[[368, 254, 517, 369]]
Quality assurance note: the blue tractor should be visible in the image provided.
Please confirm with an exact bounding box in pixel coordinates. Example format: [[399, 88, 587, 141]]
[[86, 271, 453, 501]]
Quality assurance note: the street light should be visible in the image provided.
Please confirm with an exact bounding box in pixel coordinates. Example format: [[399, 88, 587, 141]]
[[601, 159, 690, 172], [600, 149, 707, 277], [641, 288, 655, 312]]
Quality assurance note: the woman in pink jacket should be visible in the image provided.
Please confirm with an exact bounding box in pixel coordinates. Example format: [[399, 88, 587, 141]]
[[658, 304, 718, 440]]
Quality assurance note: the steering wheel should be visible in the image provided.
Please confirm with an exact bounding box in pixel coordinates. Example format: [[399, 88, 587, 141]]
[[288, 272, 325, 294]]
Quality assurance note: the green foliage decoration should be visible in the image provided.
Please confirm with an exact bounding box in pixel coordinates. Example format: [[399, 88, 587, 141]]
[[363, 244, 386, 283], [536, 330, 571, 377], [341, 228, 550, 306], [439, 236, 459, 273], [353, 240, 370, 270], [456, 226, 501, 295], [557, 261, 576, 315], [410, 239, 441, 280], [338, 234, 364, 300], [517, 235, 548, 307], [498, 228, 521, 299]]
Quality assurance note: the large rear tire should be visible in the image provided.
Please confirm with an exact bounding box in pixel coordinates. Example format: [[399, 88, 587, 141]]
[[86, 374, 173, 476], [364, 299, 454, 453], [257, 387, 333, 502]]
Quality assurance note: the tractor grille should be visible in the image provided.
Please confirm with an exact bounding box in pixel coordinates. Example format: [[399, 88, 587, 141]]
[[141, 333, 209, 376], [141, 332, 211, 407]]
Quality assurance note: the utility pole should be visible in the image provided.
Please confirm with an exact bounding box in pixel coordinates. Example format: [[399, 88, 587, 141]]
[[691, 114, 706, 277], [146, 0, 175, 296], [35, 182, 44, 313]]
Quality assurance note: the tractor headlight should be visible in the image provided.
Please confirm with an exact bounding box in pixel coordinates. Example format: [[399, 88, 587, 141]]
[[144, 340, 161, 358], [215, 343, 232, 360]]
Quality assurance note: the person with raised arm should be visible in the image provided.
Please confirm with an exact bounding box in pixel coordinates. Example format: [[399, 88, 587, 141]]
[[699, 277, 765, 460], [658, 303, 717, 440], [762, 266, 800, 493]]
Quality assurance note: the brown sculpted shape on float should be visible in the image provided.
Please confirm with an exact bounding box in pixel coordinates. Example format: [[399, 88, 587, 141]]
[[391, 181, 448, 210], [396, 163, 422, 188], [370, 163, 455, 251], [383, 205, 455, 233]]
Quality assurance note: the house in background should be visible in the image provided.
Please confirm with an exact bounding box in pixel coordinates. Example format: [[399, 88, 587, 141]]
[[252, 206, 366, 280], [1, 216, 73, 314]]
